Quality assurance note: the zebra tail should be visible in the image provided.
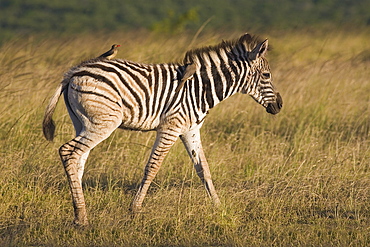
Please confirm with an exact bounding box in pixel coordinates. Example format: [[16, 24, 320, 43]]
[[42, 79, 69, 141]]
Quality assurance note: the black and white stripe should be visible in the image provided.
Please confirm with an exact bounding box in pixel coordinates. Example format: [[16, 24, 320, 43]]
[[43, 33, 282, 226]]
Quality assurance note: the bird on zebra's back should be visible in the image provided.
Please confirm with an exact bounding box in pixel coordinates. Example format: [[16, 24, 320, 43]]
[[175, 62, 197, 93], [98, 44, 120, 59]]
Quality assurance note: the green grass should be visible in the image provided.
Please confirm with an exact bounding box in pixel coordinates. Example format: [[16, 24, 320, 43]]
[[0, 29, 369, 246]]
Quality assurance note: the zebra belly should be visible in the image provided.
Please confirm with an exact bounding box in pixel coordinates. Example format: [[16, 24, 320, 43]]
[[118, 115, 160, 131]]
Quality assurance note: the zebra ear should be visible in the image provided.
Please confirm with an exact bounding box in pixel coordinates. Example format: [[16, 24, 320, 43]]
[[249, 39, 268, 61], [239, 33, 252, 44]]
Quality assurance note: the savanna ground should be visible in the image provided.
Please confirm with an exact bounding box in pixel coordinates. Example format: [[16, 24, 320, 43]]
[[0, 28, 369, 246]]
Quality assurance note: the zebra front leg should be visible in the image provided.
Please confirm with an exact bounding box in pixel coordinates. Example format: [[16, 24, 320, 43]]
[[180, 127, 221, 206], [131, 130, 179, 213]]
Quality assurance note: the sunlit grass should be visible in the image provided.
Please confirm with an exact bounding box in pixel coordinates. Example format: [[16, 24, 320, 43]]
[[0, 29, 369, 246]]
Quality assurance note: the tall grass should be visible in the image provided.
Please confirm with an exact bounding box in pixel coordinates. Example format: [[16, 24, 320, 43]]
[[0, 29, 369, 246]]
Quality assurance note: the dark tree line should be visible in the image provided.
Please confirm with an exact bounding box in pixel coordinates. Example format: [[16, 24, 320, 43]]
[[0, 0, 369, 40]]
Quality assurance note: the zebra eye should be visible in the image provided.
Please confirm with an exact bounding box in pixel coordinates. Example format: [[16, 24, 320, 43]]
[[262, 72, 271, 78]]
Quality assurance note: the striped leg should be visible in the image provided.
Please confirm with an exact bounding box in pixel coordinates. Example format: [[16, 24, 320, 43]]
[[59, 135, 92, 226], [59, 129, 118, 225], [180, 127, 221, 206], [131, 130, 179, 213]]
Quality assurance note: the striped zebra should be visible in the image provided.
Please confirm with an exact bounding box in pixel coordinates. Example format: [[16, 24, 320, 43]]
[[43, 33, 282, 226]]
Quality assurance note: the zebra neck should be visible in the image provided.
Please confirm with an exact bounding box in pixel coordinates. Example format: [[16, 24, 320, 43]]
[[189, 60, 241, 114]]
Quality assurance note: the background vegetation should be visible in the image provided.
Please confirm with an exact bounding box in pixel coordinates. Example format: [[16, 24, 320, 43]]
[[0, 0, 369, 41], [0, 27, 369, 246], [0, 0, 369, 245]]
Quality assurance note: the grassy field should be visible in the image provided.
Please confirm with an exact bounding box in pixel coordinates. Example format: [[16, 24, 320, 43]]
[[0, 29, 369, 246]]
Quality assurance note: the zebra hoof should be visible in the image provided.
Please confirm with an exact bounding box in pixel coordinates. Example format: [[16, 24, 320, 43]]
[[73, 216, 89, 227], [213, 198, 221, 207], [130, 203, 144, 215]]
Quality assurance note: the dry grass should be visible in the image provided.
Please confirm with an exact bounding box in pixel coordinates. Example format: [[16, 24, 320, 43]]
[[0, 29, 369, 246]]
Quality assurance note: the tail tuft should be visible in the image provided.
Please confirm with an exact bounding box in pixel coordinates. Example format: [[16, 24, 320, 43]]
[[42, 79, 68, 141], [43, 116, 56, 141]]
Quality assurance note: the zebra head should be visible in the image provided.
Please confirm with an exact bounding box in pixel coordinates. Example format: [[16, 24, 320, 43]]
[[238, 35, 282, 115]]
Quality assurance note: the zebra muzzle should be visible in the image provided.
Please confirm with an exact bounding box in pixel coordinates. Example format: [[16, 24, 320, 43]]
[[266, 92, 282, 115]]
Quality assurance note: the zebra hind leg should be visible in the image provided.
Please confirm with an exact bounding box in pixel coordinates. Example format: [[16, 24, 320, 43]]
[[59, 135, 94, 226]]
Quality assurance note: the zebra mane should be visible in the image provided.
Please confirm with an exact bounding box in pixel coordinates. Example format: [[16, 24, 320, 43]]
[[183, 34, 265, 64]]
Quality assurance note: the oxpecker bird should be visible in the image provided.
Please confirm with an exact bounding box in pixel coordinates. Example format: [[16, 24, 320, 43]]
[[99, 44, 121, 59]]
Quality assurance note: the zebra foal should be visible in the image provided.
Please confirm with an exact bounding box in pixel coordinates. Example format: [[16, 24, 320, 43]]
[[43, 33, 282, 226]]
